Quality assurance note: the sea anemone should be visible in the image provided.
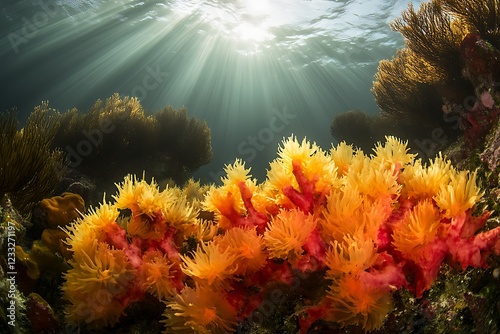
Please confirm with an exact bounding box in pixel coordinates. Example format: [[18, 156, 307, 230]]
[[180, 219, 218, 242], [263, 208, 317, 260], [140, 250, 179, 300], [392, 200, 441, 259], [321, 187, 392, 243], [370, 136, 415, 171], [400, 153, 453, 199], [344, 153, 401, 203], [265, 135, 339, 206], [329, 141, 358, 176], [163, 195, 198, 227], [180, 241, 238, 288], [214, 227, 267, 276], [325, 235, 379, 279], [163, 283, 237, 334], [62, 241, 135, 327], [113, 174, 172, 218], [326, 273, 395, 332], [62, 199, 119, 257], [321, 187, 364, 241], [433, 169, 483, 218], [202, 159, 260, 230]]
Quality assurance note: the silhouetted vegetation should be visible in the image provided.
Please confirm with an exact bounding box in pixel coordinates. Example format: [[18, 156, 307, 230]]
[[331, 0, 500, 155], [0, 105, 64, 212], [52, 93, 213, 184]]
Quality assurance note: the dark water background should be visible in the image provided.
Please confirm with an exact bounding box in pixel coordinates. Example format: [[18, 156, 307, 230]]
[[0, 0, 423, 183]]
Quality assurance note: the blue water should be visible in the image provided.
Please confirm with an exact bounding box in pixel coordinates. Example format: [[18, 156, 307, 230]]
[[0, 0, 423, 183]]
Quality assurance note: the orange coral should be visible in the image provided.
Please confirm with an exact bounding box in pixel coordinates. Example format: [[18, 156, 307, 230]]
[[326, 273, 395, 332], [60, 135, 500, 333], [263, 208, 317, 261], [140, 250, 179, 300], [180, 241, 238, 288], [162, 283, 237, 334], [62, 241, 135, 328], [392, 200, 441, 259], [214, 227, 267, 276]]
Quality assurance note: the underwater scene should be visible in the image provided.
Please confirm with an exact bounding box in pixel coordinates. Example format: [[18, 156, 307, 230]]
[[1, 0, 500, 333]]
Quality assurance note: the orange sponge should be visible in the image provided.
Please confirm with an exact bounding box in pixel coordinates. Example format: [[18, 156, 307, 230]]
[[39, 192, 84, 226]]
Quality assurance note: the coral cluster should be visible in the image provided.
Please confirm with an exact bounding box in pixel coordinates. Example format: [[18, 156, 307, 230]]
[[61, 177, 211, 328], [61, 135, 500, 333]]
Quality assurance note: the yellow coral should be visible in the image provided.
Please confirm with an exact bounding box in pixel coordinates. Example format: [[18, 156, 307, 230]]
[[265, 135, 340, 205], [371, 136, 415, 171], [344, 155, 401, 202], [400, 153, 453, 199], [62, 241, 135, 328], [180, 241, 238, 288], [392, 200, 441, 259], [325, 235, 379, 279], [164, 195, 198, 226], [180, 219, 218, 242], [62, 199, 119, 257], [321, 187, 393, 243], [179, 178, 210, 209], [263, 208, 317, 260], [321, 187, 364, 241], [221, 158, 254, 188], [113, 174, 172, 218], [163, 283, 237, 334], [202, 159, 260, 229], [329, 141, 358, 176], [433, 169, 483, 218]]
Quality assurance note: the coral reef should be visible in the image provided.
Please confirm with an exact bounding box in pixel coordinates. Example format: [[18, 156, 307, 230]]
[[60, 135, 500, 333], [331, 0, 500, 158], [52, 93, 213, 186], [61, 175, 210, 329], [0, 106, 65, 212]]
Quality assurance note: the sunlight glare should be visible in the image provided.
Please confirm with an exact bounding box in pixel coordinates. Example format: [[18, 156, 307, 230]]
[[234, 0, 273, 43]]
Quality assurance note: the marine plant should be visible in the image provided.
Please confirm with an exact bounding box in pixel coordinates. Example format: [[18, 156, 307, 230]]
[[0, 105, 64, 212], [331, 0, 500, 154], [52, 93, 213, 184], [61, 135, 500, 333]]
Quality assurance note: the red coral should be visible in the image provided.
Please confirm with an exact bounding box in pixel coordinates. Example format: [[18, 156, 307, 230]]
[[282, 160, 326, 214], [444, 211, 500, 270], [298, 228, 328, 272], [215, 182, 268, 233]]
